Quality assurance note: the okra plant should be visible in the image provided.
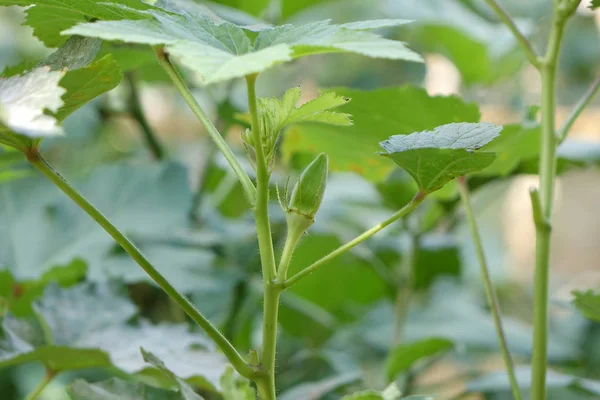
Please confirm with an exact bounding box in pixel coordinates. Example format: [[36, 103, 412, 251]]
[[1, 0, 599, 399]]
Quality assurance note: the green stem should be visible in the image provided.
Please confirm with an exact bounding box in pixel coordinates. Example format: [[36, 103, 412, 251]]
[[393, 228, 419, 346], [531, 3, 578, 399], [246, 74, 279, 400], [24, 370, 56, 400], [457, 177, 523, 400], [276, 225, 305, 282], [27, 152, 258, 381], [483, 0, 541, 69], [557, 77, 600, 142], [283, 192, 425, 289], [125, 72, 165, 160], [155, 47, 256, 205]]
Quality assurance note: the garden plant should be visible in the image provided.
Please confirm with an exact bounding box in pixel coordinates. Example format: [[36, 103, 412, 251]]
[[1, 0, 600, 399]]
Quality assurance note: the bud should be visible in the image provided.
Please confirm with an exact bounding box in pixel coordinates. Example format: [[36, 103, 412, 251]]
[[286, 153, 328, 231]]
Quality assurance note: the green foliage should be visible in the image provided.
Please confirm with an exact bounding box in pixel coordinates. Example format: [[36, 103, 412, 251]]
[[572, 290, 600, 322], [70, 378, 187, 400], [220, 366, 255, 400], [591, 0, 599, 10], [0, 163, 191, 280], [141, 350, 203, 400], [0, 67, 65, 150], [385, 338, 453, 381], [242, 87, 351, 164], [380, 123, 501, 193], [0, 0, 151, 47], [64, 7, 421, 84], [282, 86, 480, 181]]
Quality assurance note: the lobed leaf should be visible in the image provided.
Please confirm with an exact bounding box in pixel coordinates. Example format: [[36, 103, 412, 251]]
[[380, 122, 501, 193], [242, 87, 351, 163], [64, 8, 421, 84], [0, 0, 152, 47], [142, 350, 203, 400]]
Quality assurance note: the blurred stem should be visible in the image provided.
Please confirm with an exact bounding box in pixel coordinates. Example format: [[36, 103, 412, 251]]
[[24, 369, 56, 400], [557, 77, 600, 142], [283, 192, 426, 289], [155, 47, 256, 205], [125, 72, 165, 160], [27, 151, 260, 381], [246, 74, 279, 400], [532, 3, 579, 399], [482, 0, 541, 69], [393, 227, 420, 346], [457, 177, 523, 400]]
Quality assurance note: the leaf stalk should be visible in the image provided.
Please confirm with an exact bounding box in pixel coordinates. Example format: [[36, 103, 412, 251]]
[[457, 177, 523, 400], [27, 151, 259, 381]]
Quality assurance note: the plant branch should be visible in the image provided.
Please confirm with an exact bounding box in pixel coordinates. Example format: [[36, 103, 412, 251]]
[[283, 192, 425, 289], [155, 47, 256, 205], [531, 3, 579, 399], [483, 0, 541, 69], [27, 152, 258, 381], [24, 369, 56, 400], [557, 77, 600, 142], [393, 226, 419, 347], [125, 72, 165, 160], [246, 73, 279, 400], [457, 177, 523, 400]]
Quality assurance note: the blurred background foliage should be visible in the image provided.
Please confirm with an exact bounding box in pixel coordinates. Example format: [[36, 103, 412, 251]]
[[1, 0, 600, 399]]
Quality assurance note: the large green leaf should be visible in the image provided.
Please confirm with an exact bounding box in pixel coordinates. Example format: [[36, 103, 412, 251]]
[[64, 7, 421, 84], [0, 282, 229, 390], [0, 0, 152, 47], [385, 338, 453, 381], [573, 290, 600, 323], [380, 122, 501, 193], [70, 378, 186, 400], [0, 163, 192, 281], [0, 67, 66, 150], [282, 86, 480, 181]]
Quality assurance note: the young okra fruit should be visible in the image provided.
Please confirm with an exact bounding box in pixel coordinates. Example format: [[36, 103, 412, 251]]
[[285, 153, 329, 235]]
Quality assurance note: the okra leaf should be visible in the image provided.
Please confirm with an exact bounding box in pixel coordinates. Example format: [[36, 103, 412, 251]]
[[380, 122, 501, 193], [142, 350, 203, 400], [0, 67, 66, 151], [591, 0, 598, 10], [241, 87, 351, 161], [0, 283, 228, 391], [64, 7, 421, 84], [386, 338, 454, 381], [282, 86, 480, 182], [70, 378, 187, 400], [572, 290, 600, 323], [0, 0, 152, 47], [54, 54, 122, 121], [0, 163, 190, 281]]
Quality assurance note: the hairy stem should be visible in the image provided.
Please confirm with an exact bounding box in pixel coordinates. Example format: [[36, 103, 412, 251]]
[[155, 47, 256, 205], [393, 228, 419, 346], [283, 192, 425, 289], [458, 177, 523, 400], [125, 72, 165, 160], [24, 369, 56, 400], [483, 0, 541, 69], [532, 2, 579, 399], [27, 152, 258, 380], [246, 74, 279, 400], [557, 77, 600, 142], [276, 225, 305, 282]]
